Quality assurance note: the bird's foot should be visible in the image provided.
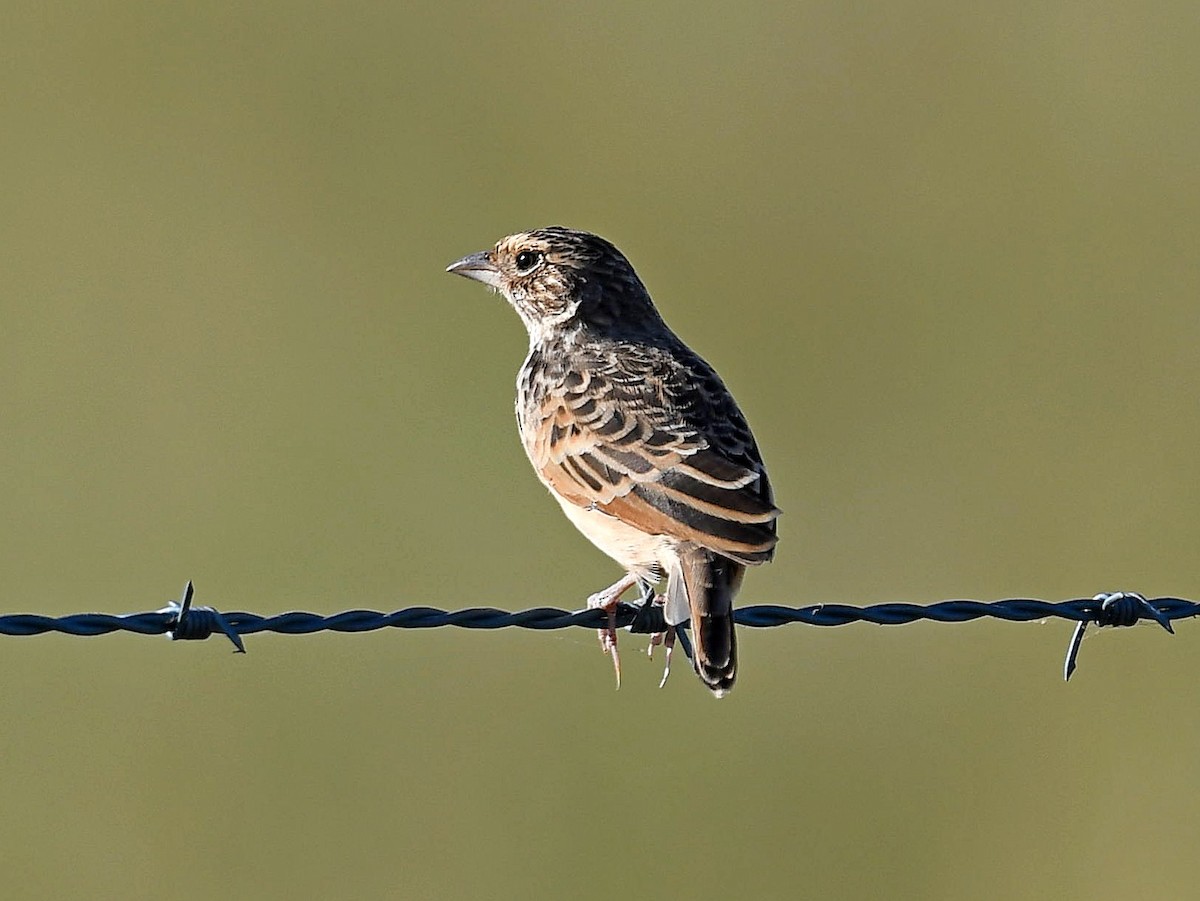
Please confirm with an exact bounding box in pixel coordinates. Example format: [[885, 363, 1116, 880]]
[[586, 574, 640, 690]]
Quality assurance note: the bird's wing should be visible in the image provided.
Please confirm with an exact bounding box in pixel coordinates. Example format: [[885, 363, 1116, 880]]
[[522, 345, 779, 565]]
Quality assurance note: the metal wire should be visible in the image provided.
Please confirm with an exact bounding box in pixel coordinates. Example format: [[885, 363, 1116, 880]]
[[0, 582, 1192, 680]]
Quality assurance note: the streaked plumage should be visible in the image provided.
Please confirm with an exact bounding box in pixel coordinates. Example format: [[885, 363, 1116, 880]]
[[447, 226, 779, 695]]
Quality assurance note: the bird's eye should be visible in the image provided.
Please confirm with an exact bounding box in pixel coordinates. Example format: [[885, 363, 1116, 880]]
[[514, 250, 542, 274]]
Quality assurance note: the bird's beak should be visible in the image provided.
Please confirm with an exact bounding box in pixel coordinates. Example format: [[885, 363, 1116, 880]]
[[445, 250, 502, 290]]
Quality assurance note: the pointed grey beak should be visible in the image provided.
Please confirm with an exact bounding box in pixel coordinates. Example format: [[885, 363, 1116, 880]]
[[446, 250, 502, 290]]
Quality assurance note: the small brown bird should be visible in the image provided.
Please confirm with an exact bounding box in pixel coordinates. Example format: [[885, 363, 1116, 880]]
[[447, 227, 778, 696]]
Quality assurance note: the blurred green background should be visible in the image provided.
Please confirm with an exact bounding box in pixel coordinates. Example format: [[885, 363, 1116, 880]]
[[2, 2, 1198, 899]]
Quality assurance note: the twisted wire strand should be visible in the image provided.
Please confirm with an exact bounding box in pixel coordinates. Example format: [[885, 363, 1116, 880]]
[[0, 584, 1191, 679], [0, 582, 1193, 672], [2, 596, 1196, 639]]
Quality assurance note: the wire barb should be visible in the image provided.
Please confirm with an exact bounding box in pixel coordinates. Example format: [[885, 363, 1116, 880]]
[[1062, 591, 1175, 682], [159, 581, 245, 653]]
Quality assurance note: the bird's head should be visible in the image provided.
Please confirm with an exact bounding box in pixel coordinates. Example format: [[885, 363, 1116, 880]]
[[446, 226, 660, 343]]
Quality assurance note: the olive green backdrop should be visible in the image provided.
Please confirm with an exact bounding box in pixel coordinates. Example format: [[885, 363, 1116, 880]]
[[2, 2, 1198, 899]]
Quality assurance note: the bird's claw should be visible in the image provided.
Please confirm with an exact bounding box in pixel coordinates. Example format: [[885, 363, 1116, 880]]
[[647, 627, 676, 688], [587, 588, 624, 690], [599, 618, 621, 689]]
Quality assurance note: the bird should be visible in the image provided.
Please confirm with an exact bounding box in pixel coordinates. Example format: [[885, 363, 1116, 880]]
[[446, 227, 778, 696]]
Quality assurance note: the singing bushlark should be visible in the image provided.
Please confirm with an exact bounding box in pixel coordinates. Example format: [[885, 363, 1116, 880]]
[[447, 227, 778, 696]]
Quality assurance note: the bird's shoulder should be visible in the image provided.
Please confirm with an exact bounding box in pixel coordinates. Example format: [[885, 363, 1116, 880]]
[[535, 330, 764, 462]]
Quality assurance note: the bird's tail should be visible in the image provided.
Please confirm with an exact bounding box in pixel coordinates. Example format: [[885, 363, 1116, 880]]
[[667, 549, 744, 697]]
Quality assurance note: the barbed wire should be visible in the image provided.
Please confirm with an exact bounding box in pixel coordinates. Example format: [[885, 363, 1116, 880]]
[[0, 583, 1193, 681]]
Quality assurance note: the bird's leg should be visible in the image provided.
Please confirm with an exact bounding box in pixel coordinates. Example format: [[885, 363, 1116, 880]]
[[586, 572, 640, 689]]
